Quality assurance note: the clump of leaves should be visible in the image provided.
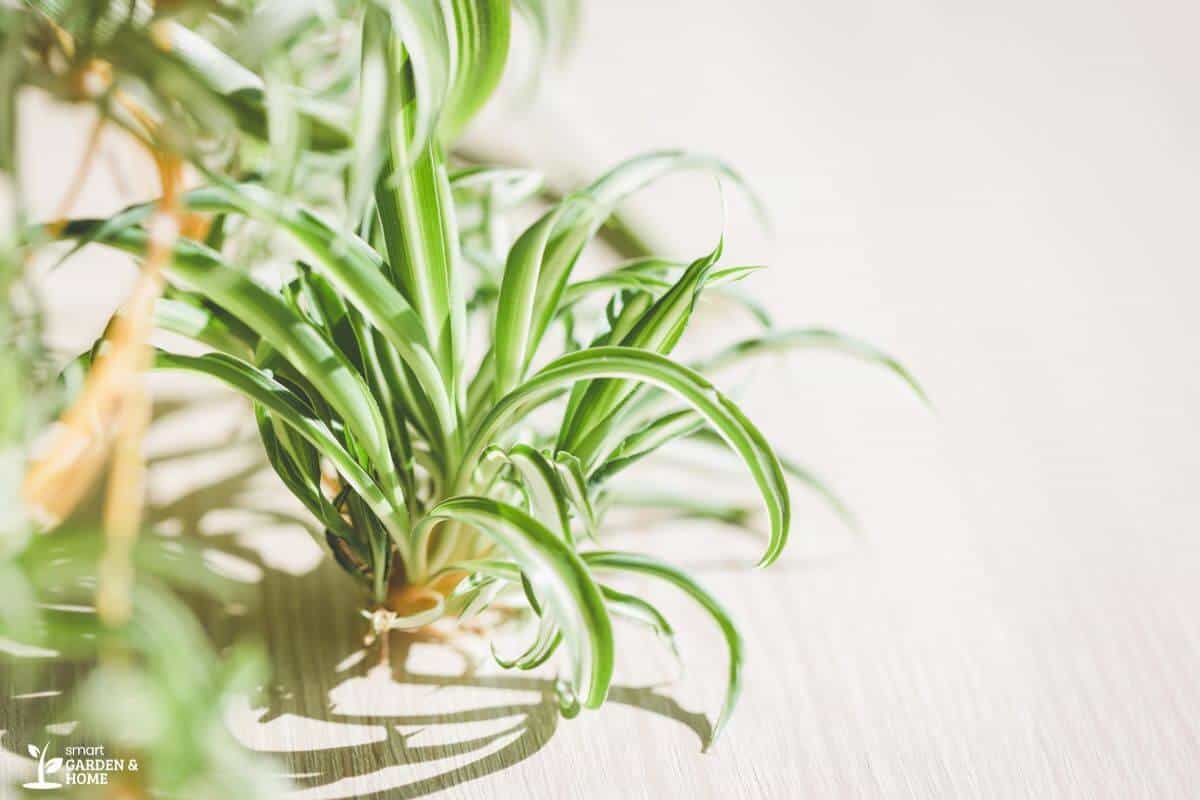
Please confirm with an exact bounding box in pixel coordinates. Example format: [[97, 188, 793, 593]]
[[36, 0, 922, 748]]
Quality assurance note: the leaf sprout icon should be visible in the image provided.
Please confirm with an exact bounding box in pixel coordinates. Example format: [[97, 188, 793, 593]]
[[24, 741, 64, 790]]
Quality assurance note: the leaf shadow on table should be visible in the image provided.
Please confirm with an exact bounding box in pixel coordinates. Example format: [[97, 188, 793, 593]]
[[144, 398, 713, 799], [3, 394, 717, 799], [233, 559, 711, 800]]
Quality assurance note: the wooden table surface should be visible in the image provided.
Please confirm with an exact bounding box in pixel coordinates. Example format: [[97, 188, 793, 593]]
[[4, 1, 1200, 797]]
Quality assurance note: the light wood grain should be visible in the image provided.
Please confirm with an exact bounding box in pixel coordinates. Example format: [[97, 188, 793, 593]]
[[5, 0, 1200, 797]]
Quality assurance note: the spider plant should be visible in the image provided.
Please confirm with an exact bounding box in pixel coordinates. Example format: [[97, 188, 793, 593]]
[[33, 0, 923, 749]]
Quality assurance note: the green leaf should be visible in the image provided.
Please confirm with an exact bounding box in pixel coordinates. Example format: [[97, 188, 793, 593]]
[[591, 327, 926, 493], [58, 183, 459, 451], [598, 413, 860, 533], [695, 328, 930, 408], [498, 150, 765, 396], [374, 143, 467, 421], [603, 489, 756, 531], [689, 428, 860, 532], [513, 0, 581, 70], [493, 444, 573, 545], [492, 612, 561, 670], [112, 13, 351, 150], [383, 0, 454, 163], [347, 5, 392, 223], [153, 298, 252, 358], [256, 407, 358, 544], [232, 0, 337, 67], [591, 408, 707, 484], [193, 183, 454, 432], [52, 220, 408, 512], [463, 346, 790, 566], [577, 150, 767, 231], [455, 574, 506, 620], [492, 200, 578, 398], [173, 23, 350, 150], [154, 350, 408, 542], [450, 165, 543, 201], [553, 450, 595, 539], [446, 558, 522, 583], [585, 550, 742, 750], [599, 583, 680, 668], [365, 2, 471, 422], [263, 55, 303, 196], [416, 497, 613, 707], [558, 261, 762, 313], [558, 235, 724, 461], [438, 0, 512, 142]]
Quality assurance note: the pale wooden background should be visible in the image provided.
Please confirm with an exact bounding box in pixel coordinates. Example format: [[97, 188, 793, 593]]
[[5, 0, 1200, 797]]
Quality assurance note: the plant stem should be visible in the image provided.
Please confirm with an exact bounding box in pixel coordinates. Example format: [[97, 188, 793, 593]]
[[97, 154, 180, 626]]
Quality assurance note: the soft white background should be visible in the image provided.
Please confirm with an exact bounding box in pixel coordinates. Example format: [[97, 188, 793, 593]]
[[478, 1, 1200, 795], [14, 1, 1200, 797]]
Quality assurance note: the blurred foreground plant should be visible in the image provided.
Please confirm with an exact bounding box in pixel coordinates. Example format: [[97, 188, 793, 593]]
[[1, 530, 288, 798], [0, 2, 318, 796]]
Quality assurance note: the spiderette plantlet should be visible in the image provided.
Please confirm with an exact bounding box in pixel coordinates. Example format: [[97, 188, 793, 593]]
[[37, 0, 923, 747]]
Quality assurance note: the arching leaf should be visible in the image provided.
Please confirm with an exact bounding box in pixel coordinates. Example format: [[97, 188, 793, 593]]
[[464, 346, 790, 566], [416, 497, 613, 707], [586, 550, 741, 750]]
